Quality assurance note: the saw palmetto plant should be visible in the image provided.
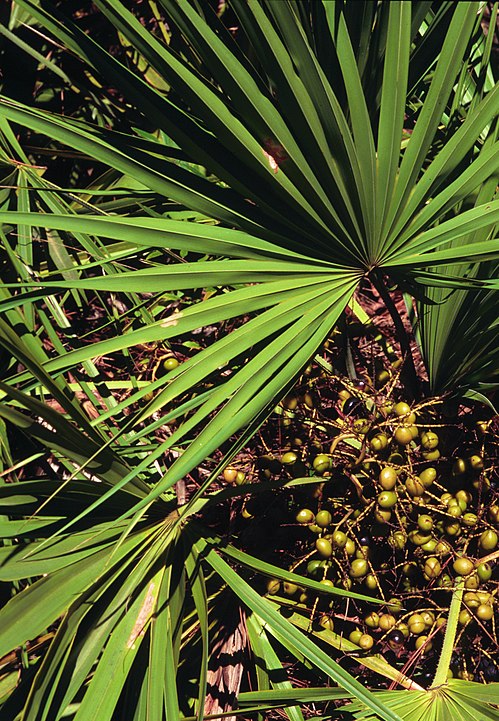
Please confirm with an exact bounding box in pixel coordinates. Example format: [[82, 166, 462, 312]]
[[0, 1, 498, 720]]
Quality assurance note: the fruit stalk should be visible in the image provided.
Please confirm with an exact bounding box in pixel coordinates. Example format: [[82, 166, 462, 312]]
[[370, 270, 419, 400]]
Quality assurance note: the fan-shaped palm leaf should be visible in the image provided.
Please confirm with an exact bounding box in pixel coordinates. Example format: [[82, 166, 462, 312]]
[[0, 2, 497, 720]]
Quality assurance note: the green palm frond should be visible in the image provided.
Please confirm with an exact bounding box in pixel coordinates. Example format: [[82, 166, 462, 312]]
[[0, 2, 497, 720], [344, 680, 499, 721]]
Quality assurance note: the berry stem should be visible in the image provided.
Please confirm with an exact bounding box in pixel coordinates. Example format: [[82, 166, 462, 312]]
[[370, 270, 419, 400]]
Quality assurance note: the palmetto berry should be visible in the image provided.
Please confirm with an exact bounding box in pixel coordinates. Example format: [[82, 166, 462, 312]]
[[358, 634, 374, 650], [479, 529, 498, 551], [453, 557, 475, 576], [421, 431, 439, 450], [315, 510, 332, 528], [394, 426, 414, 446], [379, 466, 397, 490], [377, 491, 397, 509], [296, 508, 315, 524], [316, 538, 333, 558]]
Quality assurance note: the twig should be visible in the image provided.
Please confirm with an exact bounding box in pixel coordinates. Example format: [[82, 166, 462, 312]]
[[370, 270, 419, 400]]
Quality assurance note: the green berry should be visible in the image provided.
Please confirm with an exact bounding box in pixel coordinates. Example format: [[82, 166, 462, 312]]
[[374, 508, 391, 524], [458, 609, 472, 625], [408, 530, 432, 546], [316, 538, 333, 558], [377, 491, 398, 509], [418, 515, 433, 532], [462, 513, 478, 527], [281, 451, 298, 466], [389, 531, 407, 550], [315, 510, 333, 528], [379, 614, 396, 631], [415, 635, 432, 652], [463, 592, 480, 609], [408, 614, 425, 635], [476, 604, 493, 621], [424, 557, 441, 579], [349, 559, 368, 578], [358, 634, 374, 650], [421, 431, 439, 450], [479, 529, 498, 551], [319, 615, 334, 630], [405, 477, 425, 497], [349, 629, 363, 644], [421, 538, 438, 553], [422, 448, 440, 461], [453, 556, 474, 576], [163, 357, 179, 371], [394, 426, 414, 446], [344, 538, 356, 555], [476, 562, 492, 582], [379, 467, 397, 490], [235, 471, 246, 485], [393, 402, 411, 417], [452, 458, 467, 476], [332, 530, 347, 548], [464, 573, 480, 590], [266, 579, 280, 595], [364, 612, 379, 628], [296, 508, 315, 524], [370, 433, 388, 452], [419, 467, 437, 488], [307, 560, 322, 576], [313, 454, 331, 474], [468, 454, 484, 471]]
